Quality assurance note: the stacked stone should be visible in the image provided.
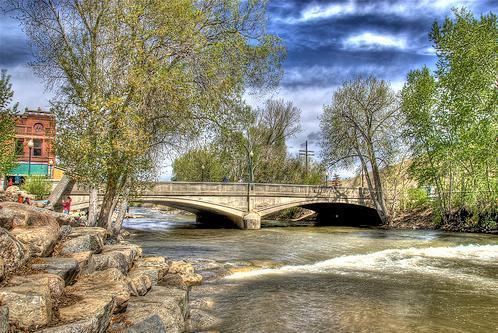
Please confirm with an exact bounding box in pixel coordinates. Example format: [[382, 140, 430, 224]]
[[0, 202, 203, 333]]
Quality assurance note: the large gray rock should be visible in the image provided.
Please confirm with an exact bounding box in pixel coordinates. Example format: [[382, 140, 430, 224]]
[[92, 244, 141, 274], [63, 268, 130, 314], [0, 284, 52, 330], [69, 251, 96, 275], [0, 202, 63, 230], [164, 260, 202, 287], [8, 273, 65, 299], [0, 258, 4, 281], [0, 227, 29, 273], [31, 257, 80, 285], [0, 306, 8, 333], [11, 225, 59, 257], [128, 269, 153, 296], [60, 234, 103, 255], [67, 227, 107, 241], [124, 314, 166, 333], [52, 296, 114, 333], [124, 286, 188, 333], [131, 256, 169, 285], [187, 309, 222, 332]]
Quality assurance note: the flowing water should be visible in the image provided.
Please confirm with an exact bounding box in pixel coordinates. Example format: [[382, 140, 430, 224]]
[[124, 208, 498, 333]]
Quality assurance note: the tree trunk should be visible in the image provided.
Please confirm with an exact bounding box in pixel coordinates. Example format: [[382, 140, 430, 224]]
[[110, 197, 128, 236], [87, 186, 98, 227], [46, 175, 75, 211], [106, 195, 120, 232], [97, 180, 118, 228]]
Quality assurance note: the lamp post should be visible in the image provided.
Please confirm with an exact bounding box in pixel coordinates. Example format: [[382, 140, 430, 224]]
[[48, 159, 54, 179], [201, 164, 205, 182], [27, 139, 34, 176], [248, 150, 254, 183]]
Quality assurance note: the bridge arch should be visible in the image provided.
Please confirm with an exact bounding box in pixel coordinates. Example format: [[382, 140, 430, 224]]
[[257, 200, 382, 226], [130, 197, 246, 228]]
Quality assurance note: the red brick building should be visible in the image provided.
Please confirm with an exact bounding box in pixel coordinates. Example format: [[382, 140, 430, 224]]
[[4, 108, 56, 185]]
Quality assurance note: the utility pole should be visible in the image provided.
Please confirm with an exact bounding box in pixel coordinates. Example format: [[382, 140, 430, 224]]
[[299, 141, 314, 178]]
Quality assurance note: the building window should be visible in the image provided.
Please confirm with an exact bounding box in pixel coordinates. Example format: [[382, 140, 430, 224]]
[[33, 123, 44, 133], [15, 139, 24, 155], [33, 139, 42, 156]]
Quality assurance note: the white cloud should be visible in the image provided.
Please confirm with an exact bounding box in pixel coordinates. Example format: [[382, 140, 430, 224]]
[[7, 65, 52, 111], [288, 0, 478, 23], [300, 2, 355, 21], [344, 32, 407, 50]]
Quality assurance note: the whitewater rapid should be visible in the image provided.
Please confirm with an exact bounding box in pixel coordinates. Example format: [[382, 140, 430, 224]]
[[226, 244, 498, 289]]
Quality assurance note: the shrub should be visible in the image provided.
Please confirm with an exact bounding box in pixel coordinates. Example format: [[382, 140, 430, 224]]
[[22, 175, 52, 200], [406, 188, 430, 210]]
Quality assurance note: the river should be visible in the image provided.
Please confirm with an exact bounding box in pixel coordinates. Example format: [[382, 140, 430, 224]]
[[124, 207, 498, 333]]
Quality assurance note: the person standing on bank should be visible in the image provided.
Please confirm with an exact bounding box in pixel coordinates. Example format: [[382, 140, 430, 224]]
[[62, 196, 72, 214]]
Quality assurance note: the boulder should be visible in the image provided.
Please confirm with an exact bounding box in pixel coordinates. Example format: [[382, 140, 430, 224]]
[[0, 284, 52, 330], [63, 268, 130, 314], [187, 309, 222, 332], [70, 251, 96, 275], [60, 234, 103, 255], [11, 225, 59, 257], [0, 202, 59, 230], [124, 314, 166, 333], [130, 257, 169, 286], [0, 227, 29, 273], [31, 257, 80, 285], [92, 244, 140, 274], [8, 273, 65, 299], [0, 306, 8, 333], [67, 227, 107, 241], [168, 260, 194, 275], [92, 250, 129, 274], [54, 296, 114, 333], [164, 260, 202, 287], [0, 258, 4, 281], [124, 286, 188, 333], [128, 269, 153, 296]]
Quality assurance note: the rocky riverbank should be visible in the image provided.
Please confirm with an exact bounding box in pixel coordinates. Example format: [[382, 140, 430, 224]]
[[0, 202, 204, 332]]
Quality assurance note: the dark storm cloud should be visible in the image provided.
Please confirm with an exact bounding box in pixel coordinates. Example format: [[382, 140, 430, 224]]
[[0, 15, 31, 67]]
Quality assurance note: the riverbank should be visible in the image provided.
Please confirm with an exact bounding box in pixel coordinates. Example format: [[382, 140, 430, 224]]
[[388, 207, 498, 234], [0, 202, 204, 332]]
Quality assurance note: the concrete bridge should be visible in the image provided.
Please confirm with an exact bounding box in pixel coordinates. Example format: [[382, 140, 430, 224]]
[[69, 182, 380, 229]]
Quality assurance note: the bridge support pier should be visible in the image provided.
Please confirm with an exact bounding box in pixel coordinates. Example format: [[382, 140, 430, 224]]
[[242, 212, 261, 230]]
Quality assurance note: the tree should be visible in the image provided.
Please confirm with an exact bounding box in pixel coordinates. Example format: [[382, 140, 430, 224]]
[[8, 0, 284, 230], [320, 77, 402, 223], [401, 9, 497, 224], [0, 69, 18, 177], [173, 99, 328, 185]]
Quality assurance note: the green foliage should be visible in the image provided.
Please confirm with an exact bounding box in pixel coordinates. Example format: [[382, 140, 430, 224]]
[[22, 175, 52, 200], [173, 99, 326, 184], [401, 9, 498, 223], [172, 147, 229, 182], [406, 188, 430, 210], [10, 0, 284, 225], [0, 69, 18, 176]]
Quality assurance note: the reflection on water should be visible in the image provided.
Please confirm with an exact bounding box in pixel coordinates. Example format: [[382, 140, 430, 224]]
[[125, 208, 498, 333]]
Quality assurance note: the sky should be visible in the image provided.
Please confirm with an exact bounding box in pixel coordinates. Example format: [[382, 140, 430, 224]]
[[0, 0, 496, 179]]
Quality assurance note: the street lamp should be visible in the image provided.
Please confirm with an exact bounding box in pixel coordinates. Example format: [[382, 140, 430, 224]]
[[48, 159, 54, 179], [248, 150, 254, 183], [201, 164, 205, 182], [27, 139, 34, 176]]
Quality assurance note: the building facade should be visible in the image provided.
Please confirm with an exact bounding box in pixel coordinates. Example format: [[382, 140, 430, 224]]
[[4, 108, 57, 186]]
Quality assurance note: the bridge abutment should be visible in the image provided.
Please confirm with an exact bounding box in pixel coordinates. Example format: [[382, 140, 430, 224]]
[[241, 212, 261, 230]]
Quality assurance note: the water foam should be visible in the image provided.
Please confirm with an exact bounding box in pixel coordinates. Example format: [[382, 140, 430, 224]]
[[226, 244, 498, 288]]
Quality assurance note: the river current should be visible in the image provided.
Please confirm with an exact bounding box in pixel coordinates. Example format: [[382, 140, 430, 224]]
[[124, 208, 498, 333]]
